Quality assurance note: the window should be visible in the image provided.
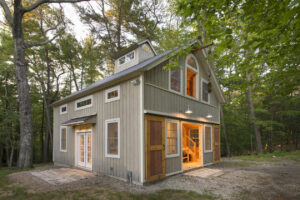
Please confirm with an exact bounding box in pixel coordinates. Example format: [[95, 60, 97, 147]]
[[105, 118, 120, 158], [60, 126, 67, 152], [189, 129, 199, 147], [118, 51, 135, 65], [166, 120, 179, 157], [105, 86, 120, 103], [170, 67, 182, 93], [186, 55, 198, 98], [202, 79, 210, 103], [75, 95, 93, 110], [204, 125, 212, 152], [60, 104, 67, 114]]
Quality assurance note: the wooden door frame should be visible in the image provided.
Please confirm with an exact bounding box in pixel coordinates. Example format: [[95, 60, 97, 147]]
[[145, 115, 166, 182], [213, 125, 221, 163], [75, 125, 93, 170]]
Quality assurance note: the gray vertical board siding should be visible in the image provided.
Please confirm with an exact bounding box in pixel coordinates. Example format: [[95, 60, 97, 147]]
[[138, 44, 155, 63], [144, 84, 220, 123], [144, 52, 220, 124], [53, 77, 141, 183], [53, 107, 75, 166], [203, 152, 213, 164], [166, 157, 181, 174]]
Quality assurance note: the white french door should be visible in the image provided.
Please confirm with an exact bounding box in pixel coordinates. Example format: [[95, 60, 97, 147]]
[[77, 132, 92, 169]]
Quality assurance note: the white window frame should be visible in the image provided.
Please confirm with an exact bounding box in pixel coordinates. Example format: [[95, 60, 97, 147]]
[[185, 54, 199, 99], [105, 118, 120, 158], [201, 78, 210, 104], [169, 66, 183, 94], [165, 119, 180, 158], [118, 50, 135, 66], [105, 85, 120, 103], [60, 104, 67, 115], [75, 95, 93, 111], [204, 125, 212, 153], [60, 126, 67, 152]]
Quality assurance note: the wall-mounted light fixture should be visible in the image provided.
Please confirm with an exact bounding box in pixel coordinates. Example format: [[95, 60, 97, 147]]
[[185, 105, 193, 114], [206, 114, 213, 118], [131, 78, 140, 86]]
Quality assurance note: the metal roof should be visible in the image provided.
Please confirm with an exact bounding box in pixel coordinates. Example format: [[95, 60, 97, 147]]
[[52, 48, 172, 106], [51, 38, 226, 106], [62, 115, 97, 126]]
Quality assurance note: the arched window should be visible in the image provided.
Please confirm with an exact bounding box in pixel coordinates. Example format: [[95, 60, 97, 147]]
[[185, 54, 199, 98]]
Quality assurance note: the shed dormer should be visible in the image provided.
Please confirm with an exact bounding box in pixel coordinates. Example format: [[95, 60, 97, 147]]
[[113, 40, 156, 74]]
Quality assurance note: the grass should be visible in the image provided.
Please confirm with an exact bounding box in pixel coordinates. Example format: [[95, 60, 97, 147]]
[[0, 165, 216, 200], [231, 150, 300, 162]]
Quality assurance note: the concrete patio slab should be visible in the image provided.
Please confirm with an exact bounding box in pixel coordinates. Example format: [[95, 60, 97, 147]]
[[30, 168, 95, 185], [184, 168, 224, 178]]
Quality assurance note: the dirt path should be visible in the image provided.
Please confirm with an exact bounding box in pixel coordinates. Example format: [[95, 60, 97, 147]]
[[9, 160, 300, 200]]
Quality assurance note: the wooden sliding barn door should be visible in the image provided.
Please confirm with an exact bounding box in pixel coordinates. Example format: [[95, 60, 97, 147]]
[[213, 125, 221, 163], [145, 115, 165, 182]]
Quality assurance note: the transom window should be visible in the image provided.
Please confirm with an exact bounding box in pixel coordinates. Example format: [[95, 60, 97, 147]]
[[105, 118, 120, 158], [60, 126, 67, 152], [186, 55, 199, 98], [202, 79, 210, 103], [118, 51, 135, 65], [170, 67, 182, 93], [60, 104, 67, 114], [75, 96, 93, 110], [166, 120, 179, 157], [204, 125, 212, 152], [105, 86, 120, 103]]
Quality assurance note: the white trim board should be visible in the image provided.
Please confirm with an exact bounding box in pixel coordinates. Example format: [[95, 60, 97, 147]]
[[105, 85, 120, 103], [75, 95, 93, 111], [105, 118, 121, 158], [165, 119, 180, 158]]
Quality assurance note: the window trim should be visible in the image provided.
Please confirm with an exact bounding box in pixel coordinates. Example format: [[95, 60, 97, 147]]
[[169, 66, 183, 94], [75, 95, 93, 111], [105, 85, 120, 103], [185, 54, 199, 99], [60, 104, 67, 115], [201, 78, 210, 104], [105, 118, 120, 158], [165, 119, 180, 158], [118, 50, 135, 66], [204, 125, 213, 153], [60, 126, 67, 152]]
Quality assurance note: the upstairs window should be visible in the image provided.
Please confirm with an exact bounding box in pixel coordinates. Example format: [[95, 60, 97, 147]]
[[60, 104, 67, 114], [105, 119, 120, 158], [202, 79, 210, 103], [75, 96, 93, 110], [105, 86, 120, 103], [204, 125, 212, 152], [60, 126, 67, 152], [166, 120, 179, 157], [118, 51, 135, 65], [186, 55, 199, 98], [170, 67, 182, 93]]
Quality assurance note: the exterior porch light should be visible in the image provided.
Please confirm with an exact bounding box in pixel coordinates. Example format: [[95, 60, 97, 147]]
[[185, 105, 193, 114], [206, 114, 213, 118]]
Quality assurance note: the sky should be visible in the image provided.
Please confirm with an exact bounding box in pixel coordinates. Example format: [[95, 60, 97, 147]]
[[0, 1, 91, 41]]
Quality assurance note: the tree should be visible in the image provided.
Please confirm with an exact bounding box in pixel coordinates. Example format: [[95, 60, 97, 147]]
[[0, 0, 90, 168]]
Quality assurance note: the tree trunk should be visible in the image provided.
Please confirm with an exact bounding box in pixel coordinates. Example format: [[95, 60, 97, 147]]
[[40, 100, 44, 162], [220, 105, 231, 157], [245, 69, 263, 154], [70, 60, 79, 91], [43, 47, 52, 163], [117, 0, 123, 51], [13, 2, 33, 168]]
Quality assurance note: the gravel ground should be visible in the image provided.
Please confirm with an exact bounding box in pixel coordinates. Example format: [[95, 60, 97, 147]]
[[9, 159, 300, 200]]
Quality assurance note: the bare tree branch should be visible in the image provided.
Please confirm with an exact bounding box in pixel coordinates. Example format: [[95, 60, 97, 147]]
[[24, 34, 58, 49], [0, 0, 13, 27], [23, 0, 90, 13]]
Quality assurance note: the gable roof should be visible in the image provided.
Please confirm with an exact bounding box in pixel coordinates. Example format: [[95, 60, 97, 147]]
[[112, 40, 157, 60], [52, 39, 225, 107]]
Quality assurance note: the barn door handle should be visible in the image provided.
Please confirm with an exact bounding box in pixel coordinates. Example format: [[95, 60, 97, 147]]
[[163, 144, 165, 150]]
